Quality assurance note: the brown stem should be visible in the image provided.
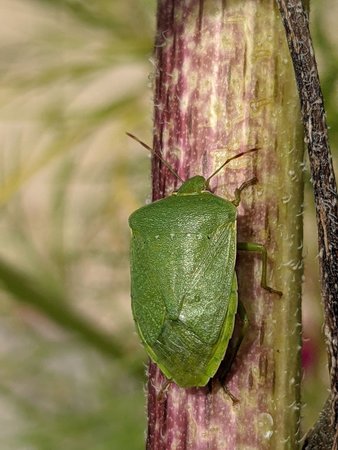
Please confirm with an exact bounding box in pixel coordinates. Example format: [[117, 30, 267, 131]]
[[275, 1, 338, 448], [147, 1, 304, 448]]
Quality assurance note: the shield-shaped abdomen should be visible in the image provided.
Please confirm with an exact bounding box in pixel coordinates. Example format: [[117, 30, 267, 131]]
[[129, 191, 237, 387]]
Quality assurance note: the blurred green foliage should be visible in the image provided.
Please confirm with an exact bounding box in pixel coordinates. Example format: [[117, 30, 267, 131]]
[[0, 0, 336, 448], [0, 0, 155, 448]]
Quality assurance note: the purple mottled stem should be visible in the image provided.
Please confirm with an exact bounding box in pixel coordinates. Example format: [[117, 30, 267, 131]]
[[148, 1, 304, 449]]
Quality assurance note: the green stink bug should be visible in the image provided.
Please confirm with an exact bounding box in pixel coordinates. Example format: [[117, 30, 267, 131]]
[[128, 135, 282, 388]]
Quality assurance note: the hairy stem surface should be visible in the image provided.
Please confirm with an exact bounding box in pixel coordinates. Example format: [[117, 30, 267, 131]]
[[147, 1, 304, 448]]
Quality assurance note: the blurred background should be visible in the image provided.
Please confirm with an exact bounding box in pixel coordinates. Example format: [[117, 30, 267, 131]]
[[0, 1, 336, 449]]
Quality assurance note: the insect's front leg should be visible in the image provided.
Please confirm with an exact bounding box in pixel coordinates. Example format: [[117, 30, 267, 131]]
[[156, 378, 172, 402], [237, 242, 282, 296], [232, 177, 258, 206]]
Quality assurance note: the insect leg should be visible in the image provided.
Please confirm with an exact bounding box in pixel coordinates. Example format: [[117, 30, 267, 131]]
[[232, 177, 258, 206], [237, 242, 283, 296], [157, 378, 172, 402], [210, 300, 248, 402], [216, 300, 249, 384]]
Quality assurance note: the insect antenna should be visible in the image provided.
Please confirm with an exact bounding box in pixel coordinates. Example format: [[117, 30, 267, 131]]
[[126, 132, 183, 183], [206, 147, 260, 183]]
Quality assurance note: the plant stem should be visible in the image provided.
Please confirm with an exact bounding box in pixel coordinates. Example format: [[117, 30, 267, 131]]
[[275, 3, 338, 448], [148, 1, 304, 448]]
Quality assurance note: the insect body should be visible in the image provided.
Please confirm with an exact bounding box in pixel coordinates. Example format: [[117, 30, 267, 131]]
[[130, 176, 238, 387], [128, 138, 282, 388]]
